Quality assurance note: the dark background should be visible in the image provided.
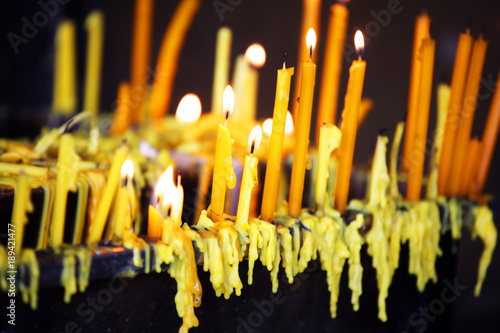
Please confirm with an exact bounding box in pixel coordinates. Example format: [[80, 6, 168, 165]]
[[0, 0, 499, 332]]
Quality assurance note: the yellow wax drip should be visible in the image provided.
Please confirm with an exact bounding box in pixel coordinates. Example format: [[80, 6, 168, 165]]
[[61, 252, 77, 303], [345, 214, 364, 312], [19, 249, 39, 310]]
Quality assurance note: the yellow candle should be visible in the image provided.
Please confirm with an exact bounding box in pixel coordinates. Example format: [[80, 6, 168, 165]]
[[211, 27, 232, 114], [83, 11, 104, 114], [438, 31, 474, 195], [149, 0, 201, 121], [334, 31, 366, 214], [130, 0, 154, 125], [87, 144, 128, 244], [292, 0, 321, 123], [52, 20, 77, 115], [315, 124, 342, 213], [235, 126, 262, 231], [110, 82, 132, 135], [448, 36, 488, 195], [11, 173, 32, 261], [209, 85, 236, 222], [316, 3, 348, 145], [472, 69, 500, 196], [0, 163, 48, 178], [261, 60, 294, 222], [113, 160, 134, 242], [406, 38, 435, 202], [232, 44, 266, 124], [288, 28, 317, 218], [402, 11, 431, 171], [49, 134, 80, 248], [148, 205, 163, 241]]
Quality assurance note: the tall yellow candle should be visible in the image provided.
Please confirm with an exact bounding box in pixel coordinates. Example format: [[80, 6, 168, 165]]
[[402, 11, 431, 171], [261, 60, 294, 222], [406, 38, 435, 201], [49, 134, 80, 248], [459, 138, 481, 197], [87, 143, 128, 244], [113, 160, 134, 242], [11, 173, 32, 261], [472, 69, 500, 196], [292, 0, 321, 123], [83, 11, 104, 114], [438, 31, 473, 195], [334, 31, 366, 214], [235, 126, 262, 231], [211, 27, 232, 114], [110, 82, 132, 135], [148, 205, 163, 241], [209, 85, 236, 222], [130, 0, 154, 124], [448, 36, 488, 195], [316, 3, 348, 146], [150, 0, 201, 120], [52, 20, 77, 115], [315, 124, 342, 213], [289, 28, 317, 218]]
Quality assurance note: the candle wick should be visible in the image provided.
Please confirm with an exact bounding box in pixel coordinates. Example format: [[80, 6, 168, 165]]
[[167, 206, 172, 219], [123, 176, 128, 187], [177, 172, 182, 187], [309, 45, 312, 61], [250, 140, 255, 155], [283, 52, 287, 69]]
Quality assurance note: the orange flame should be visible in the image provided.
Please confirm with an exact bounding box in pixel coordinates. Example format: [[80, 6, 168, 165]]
[[175, 93, 202, 124]]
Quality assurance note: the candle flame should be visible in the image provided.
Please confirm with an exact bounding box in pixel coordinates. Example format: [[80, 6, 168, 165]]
[[155, 165, 174, 199], [222, 85, 234, 119], [248, 125, 263, 153], [121, 159, 134, 180], [354, 30, 364, 56], [263, 118, 273, 136], [175, 93, 201, 124], [155, 165, 178, 217], [244, 43, 266, 68], [285, 111, 294, 135], [306, 28, 316, 51]]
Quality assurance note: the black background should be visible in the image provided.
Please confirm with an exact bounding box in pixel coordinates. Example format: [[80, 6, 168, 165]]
[[0, 0, 499, 332]]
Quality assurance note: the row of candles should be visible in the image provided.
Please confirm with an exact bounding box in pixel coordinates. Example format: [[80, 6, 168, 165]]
[[44, 0, 500, 242]]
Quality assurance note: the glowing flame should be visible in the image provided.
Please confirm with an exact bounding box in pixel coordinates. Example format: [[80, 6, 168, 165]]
[[155, 166, 178, 217], [121, 159, 134, 180], [222, 85, 234, 119], [155, 165, 174, 199], [248, 125, 263, 153], [263, 118, 273, 136], [355, 30, 364, 56], [306, 28, 316, 51], [285, 111, 294, 135], [244, 43, 266, 68], [175, 93, 201, 124]]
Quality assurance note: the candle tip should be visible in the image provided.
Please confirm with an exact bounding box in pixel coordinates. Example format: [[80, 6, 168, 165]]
[[283, 52, 287, 69]]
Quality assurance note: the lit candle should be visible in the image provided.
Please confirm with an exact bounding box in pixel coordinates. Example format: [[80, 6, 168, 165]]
[[292, 0, 321, 123], [232, 44, 266, 124], [148, 205, 163, 241], [83, 10, 104, 114], [209, 85, 236, 222], [316, 2, 349, 145], [288, 28, 317, 218], [402, 10, 431, 171], [109, 82, 131, 135], [113, 160, 134, 242], [150, 0, 201, 120], [261, 57, 294, 222], [235, 126, 262, 231], [52, 20, 77, 115], [448, 35, 488, 195], [211, 27, 232, 114], [315, 124, 342, 213], [472, 69, 500, 196], [334, 31, 366, 214], [49, 134, 80, 248], [130, 0, 153, 124], [438, 30, 474, 195], [406, 38, 436, 201], [174, 172, 184, 227], [87, 143, 129, 244]]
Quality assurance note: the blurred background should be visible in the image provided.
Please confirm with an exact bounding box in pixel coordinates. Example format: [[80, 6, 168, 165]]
[[0, 0, 499, 332]]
